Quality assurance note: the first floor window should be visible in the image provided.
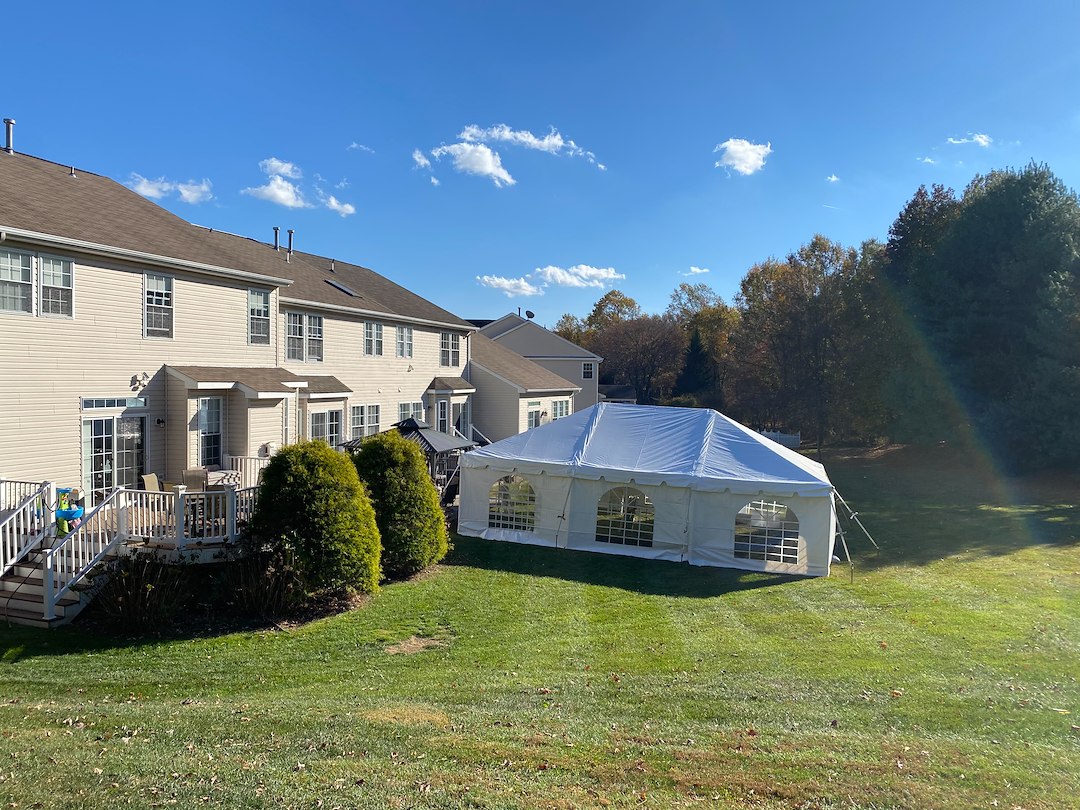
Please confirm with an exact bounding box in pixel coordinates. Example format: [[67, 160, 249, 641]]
[[249, 289, 270, 344], [366, 404, 380, 436], [527, 400, 542, 429], [488, 474, 536, 531], [311, 410, 342, 447], [440, 332, 460, 366], [40, 256, 73, 317], [365, 321, 384, 356], [734, 501, 800, 564], [198, 397, 223, 468], [437, 400, 449, 432], [350, 405, 366, 440], [596, 487, 654, 547], [145, 273, 174, 338], [396, 325, 413, 358], [551, 399, 570, 419], [0, 249, 32, 313], [399, 401, 424, 422]]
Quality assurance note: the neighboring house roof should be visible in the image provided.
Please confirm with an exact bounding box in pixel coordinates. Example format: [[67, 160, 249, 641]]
[[0, 151, 473, 330], [469, 334, 580, 394], [303, 375, 352, 396], [598, 384, 637, 402], [426, 376, 476, 393], [477, 312, 601, 360], [467, 318, 495, 329], [167, 366, 304, 395]]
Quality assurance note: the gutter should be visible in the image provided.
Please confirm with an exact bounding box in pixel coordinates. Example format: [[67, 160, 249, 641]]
[[0, 225, 294, 287]]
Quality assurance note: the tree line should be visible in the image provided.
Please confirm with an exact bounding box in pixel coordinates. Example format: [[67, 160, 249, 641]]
[[554, 162, 1080, 471]]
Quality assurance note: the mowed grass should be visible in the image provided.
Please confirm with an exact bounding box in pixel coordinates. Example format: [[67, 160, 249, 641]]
[[1, 446, 1078, 809]]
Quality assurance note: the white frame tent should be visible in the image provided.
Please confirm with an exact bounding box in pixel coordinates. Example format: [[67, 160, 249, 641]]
[[458, 403, 838, 576]]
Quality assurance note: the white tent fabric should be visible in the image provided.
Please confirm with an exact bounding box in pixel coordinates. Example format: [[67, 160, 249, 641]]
[[458, 403, 837, 576]]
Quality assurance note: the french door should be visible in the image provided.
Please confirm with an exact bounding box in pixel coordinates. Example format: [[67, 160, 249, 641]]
[[82, 415, 146, 503]]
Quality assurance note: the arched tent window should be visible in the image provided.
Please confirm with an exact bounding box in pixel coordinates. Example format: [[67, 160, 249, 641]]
[[734, 501, 800, 564], [488, 474, 536, 531], [596, 486, 654, 547]]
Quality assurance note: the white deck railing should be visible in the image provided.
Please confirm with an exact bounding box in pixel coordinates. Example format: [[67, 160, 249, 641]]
[[228, 456, 270, 489], [0, 481, 54, 579], [1, 479, 50, 511]]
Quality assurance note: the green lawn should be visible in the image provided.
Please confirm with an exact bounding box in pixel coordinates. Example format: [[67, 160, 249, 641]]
[[1, 446, 1078, 809]]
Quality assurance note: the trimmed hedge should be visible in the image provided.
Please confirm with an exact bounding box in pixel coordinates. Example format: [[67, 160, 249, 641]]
[[250, 441, 381, 593], [351, 431, 449, 579]]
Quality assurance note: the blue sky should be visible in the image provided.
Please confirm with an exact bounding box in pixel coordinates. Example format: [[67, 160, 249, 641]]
[[6, 1, 1080, 324]]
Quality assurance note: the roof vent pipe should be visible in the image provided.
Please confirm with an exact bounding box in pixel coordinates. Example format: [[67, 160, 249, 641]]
[[273, 226, 280, 251], [287, 229, 294, 255], [3, 119, 14, 155], [330, 259, 335, 272]]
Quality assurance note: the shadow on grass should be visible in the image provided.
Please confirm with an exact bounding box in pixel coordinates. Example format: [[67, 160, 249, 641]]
[[445, 534, 801, 597], [826, 444, 1080, 571]]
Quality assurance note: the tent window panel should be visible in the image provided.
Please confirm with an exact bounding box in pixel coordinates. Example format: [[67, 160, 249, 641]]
[[488, 474, 536, 532], [596, 486, 654, 547], [734, 500, 800, 564]]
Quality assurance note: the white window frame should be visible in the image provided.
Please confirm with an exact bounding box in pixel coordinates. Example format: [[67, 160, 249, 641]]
[[311, 409, 343, 447], [248, 289, 271, 345], [197, 396, 223, 468], [527, 400, 542, 429], [437, 400, 449, 432], [286, 312, 324, 362], [440, 332, 460, 367], [366, 404, 380, 436], [350, 405, 366, 440], [364, 321, 384, 356], [551, 399, 570, 420], [38, 254, 74, 318], [144, 272, 174, 339], [0, 248, 34, 316], [398, 401, 424, 422], [396, 325, 413, 358], [488, 474, 536, 532], [582, 361, 595, 380]]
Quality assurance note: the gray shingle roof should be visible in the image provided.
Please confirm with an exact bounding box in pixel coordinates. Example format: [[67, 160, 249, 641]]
[[426, 376, 475, 392], [303, 375, 352, 395], [470, 334, 580, 393], [167, 366, 303, 393]]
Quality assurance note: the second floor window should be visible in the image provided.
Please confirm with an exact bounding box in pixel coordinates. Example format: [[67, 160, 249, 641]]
[[365, 321, 384, 356], [287, 313, 324, 362], [145, 273, 174, 338], [396, 325, 413, 358], [440, 332, 460, 366], [249, 290, 270, 344], [0, 249, 32, 314], [582, 362, 595, 380], [40, 257, 73, 317]]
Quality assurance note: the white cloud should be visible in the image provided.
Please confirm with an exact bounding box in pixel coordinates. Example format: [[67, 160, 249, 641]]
[[946, 133, 992, 148], [176, 179, 213, 204], [431, 142, 515, 187], [430, 176, 440, 187], [714, 138, 772, 175], [477, 275, 544, 297], [258, 157, 303, 179], [826, 174, 840, 183], [128, 173, 212, 203], [917, 156, 936, 165], [412, 149, 432, 170], [323, 194, 356, 217], [681, 266, 710, 276], [347, 142, 374, 153], [242, 175, 312, 208], [335, 177, 349, 189], [533, 264, 624, 289], [128, 174, 174, 199], [457, 123, 605, 169]]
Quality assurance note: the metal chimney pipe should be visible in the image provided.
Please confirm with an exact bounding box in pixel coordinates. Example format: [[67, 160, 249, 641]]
[[287, 229, 294, 255], [273, 226, 280, 251], [3, 119, 14, 155]]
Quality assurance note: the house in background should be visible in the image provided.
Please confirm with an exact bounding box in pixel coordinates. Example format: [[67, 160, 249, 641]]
[[473, 313, 602, 408], [0, 141, 475, 500], [598, 384, 637, 404], [466, 334, 580, 443]]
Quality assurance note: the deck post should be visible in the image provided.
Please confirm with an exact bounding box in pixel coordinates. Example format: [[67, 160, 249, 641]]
[[173, 484, 187, 551], [116, 489, 129, 542], [226, 486, 238, 542], [42, 550, 55, 620], [44, 481, 56, 537]]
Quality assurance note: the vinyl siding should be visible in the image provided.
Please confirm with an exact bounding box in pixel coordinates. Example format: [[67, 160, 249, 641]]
[[468, 365, 521, 442], [0, 247, 276, 485], [247, 399, 285, 453]]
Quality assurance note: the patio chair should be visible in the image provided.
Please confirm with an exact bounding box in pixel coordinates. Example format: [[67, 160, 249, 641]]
[[182, 468, 208, 492], [141, 473, 163, 492]]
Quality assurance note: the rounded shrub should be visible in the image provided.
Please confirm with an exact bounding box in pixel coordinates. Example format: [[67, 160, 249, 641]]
[[250, 440, 381, 593], [351, 430, 449, 579]]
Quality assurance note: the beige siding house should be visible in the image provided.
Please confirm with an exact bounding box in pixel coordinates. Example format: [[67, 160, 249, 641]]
[[475, 313, 602, 408], [466, 334, 580, 443], [0, 149, 475, 501]]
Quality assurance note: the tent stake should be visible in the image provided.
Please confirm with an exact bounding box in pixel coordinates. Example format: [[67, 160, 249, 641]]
[[834, 490, 879, 549]]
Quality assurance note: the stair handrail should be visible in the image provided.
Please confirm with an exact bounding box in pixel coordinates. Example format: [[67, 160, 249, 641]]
[[0, 481, 54, 580], [42, 487, 129, 620]]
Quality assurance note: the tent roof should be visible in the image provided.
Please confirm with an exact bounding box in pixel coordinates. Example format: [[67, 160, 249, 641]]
[[460, 403, 833, 496]]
